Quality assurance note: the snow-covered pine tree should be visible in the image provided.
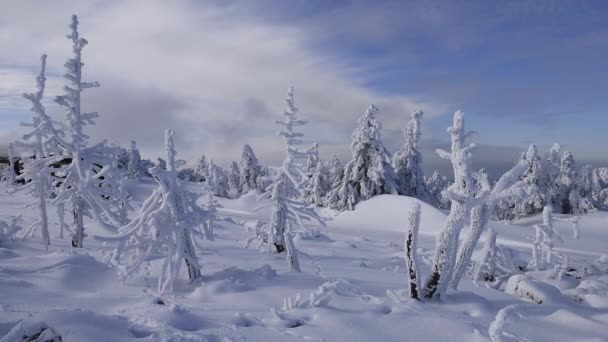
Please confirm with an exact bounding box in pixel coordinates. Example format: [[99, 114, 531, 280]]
[[195, 154, 209, 183], [515, 144, 546, 216], [127, 140, 143, 179], [305, 142, 319, 176], [256, 87, 324, 271], [206, 160, 229, 198], [50, 15, 129, 247], [330, 105, 397, 211], [324, 154, 344, 208], [305, 162, 330, 206], [14, 54, 58, 247], [240, 144, 263, 193], [557, 151, 577, 213], [545, 143, 562, 209], [96, 130, 215, 295], [426, 171, 450, 209], [227, 161, 242, 198], [393, 110, 429, 201], [405, 202, 421, 299], [422, 110, 476, 300]]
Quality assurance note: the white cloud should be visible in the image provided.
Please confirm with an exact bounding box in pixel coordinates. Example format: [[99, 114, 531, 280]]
[[0, 0, 449, 166]]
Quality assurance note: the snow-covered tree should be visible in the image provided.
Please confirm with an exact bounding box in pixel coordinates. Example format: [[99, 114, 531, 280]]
[[529, 206, 563, 271], [545, 143, 562, 209], [450, 157, 529, 290], [127, 140, 143, 179], [426, 171, 450, 209], [324, 154, 344, 208], [195, 155, 209, 183], [405, 202, 421, 299], [240, 144, 263, 193], [422, 110, 477, 300], [50, 15, 129, 247], [515, 144, 546, 216], [206, 160, 229, 198], [6, 143, 17, 185], [13, 54, 57, 247], [96, 130, 215, 295], [255, 87, 324, 272], [156, 157, 167, 171], [305, 142, 319, 176], [393, 110, 429, 201], [227, 161, 241, 198], [305, 162, 331, 206], [330, 105, 397, 211]]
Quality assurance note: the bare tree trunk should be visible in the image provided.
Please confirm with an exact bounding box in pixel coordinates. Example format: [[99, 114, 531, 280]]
[[71, 194, 84, 248], [39, 181, 50, 247], [182, 229, 201, 281]]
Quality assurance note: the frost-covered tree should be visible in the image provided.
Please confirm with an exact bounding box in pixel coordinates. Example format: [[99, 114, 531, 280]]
[[529, 206, 563, 271], [405, 202, 421, 299], [206, 160, 229, 198], [195, 155, 209, 183], [556, 151, 578, 214], [393, 110, 428, 201], [450, 162, 528, 291], [227, 161, 241, 198], [515, 144, 546, 216], [305, 162, 331, 206], [305, 142, 319, 176], [13, 54, 58, 247], [330, 105, 397, 211], [50, 15, 129, 247], [127, 140, 143, 179], [6, 143, 17, 185], [156, 157, 167, 171], [545, 143, 562, 209], [422, 110, 476, 300], [96, 130, 215, 295], [127, 141, 144, 178], [426, 171, 450, 209], [240, 144, 263, 193], [255, 87, 324, 271]]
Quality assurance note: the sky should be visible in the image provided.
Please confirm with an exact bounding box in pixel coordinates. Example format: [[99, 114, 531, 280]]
[[1, 0, 607, 178]]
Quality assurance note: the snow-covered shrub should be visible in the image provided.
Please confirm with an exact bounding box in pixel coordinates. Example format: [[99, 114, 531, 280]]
[[0, 216, 22, 244], [96, 130, 215, 295], [505, 274, 563, 304], [529, 206, 564, 271], [227, 161, 241, 198]]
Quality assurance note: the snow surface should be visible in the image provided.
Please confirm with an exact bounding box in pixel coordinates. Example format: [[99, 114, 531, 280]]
[[1, 184, 608, 341]]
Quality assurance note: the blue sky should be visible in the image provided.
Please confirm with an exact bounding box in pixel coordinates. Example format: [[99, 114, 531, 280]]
[[1, 0, 606, 177]]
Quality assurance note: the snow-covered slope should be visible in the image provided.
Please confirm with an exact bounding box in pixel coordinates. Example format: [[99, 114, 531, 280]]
[[1, 187, 607, 341]]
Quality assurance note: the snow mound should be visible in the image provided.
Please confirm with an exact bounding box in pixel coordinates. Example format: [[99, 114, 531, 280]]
[[330, 195, 446, 235], [505, 274, 565, 304], [1, 310, 143, 342], [194, 264, 277, 296]]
